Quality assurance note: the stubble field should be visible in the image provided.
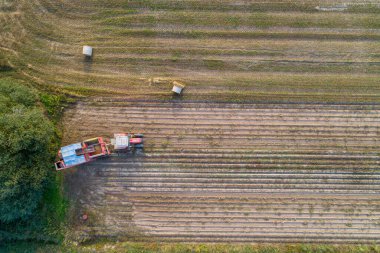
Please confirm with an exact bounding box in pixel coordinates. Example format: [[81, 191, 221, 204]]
[[1, 0, 380, 102]]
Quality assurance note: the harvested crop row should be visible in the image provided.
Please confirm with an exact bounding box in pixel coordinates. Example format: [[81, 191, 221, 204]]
[[63, 99, 380, 243], [2, 0, 379, 103]]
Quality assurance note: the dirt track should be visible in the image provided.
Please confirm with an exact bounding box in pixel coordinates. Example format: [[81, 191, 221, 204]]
[[63, 99, 380, 243]]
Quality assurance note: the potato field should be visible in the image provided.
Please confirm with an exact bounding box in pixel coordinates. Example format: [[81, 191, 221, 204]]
[[63, 100, 380, 243]]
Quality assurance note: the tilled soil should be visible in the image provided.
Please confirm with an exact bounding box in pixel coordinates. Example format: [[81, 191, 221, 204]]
[[63, 99, 380, 243]]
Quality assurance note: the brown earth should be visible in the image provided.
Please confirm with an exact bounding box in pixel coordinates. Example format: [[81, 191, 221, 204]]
[[63, 99, 380, 243]]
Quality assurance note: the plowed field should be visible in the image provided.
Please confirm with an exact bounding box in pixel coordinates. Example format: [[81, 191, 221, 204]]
[[63, 99, 380, 243]]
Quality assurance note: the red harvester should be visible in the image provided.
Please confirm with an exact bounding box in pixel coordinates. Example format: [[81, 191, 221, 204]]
[[55, 133, 143, 170]]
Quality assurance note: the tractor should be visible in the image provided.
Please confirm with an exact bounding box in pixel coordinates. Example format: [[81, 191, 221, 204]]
[[55, 133, 143, 170], [111, 133, 144, 151]]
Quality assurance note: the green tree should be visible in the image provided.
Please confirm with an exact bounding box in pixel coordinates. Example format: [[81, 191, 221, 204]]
[[0, 78, 55, 238], [0, 108, 54, 222]]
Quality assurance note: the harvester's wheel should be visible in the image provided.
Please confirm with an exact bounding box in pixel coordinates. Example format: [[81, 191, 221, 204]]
[[134, 134, 144, 138], [134, 144, 144, 149]]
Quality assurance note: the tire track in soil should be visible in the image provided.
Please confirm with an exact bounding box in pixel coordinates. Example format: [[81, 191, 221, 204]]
[[63, 99, 380, 243]]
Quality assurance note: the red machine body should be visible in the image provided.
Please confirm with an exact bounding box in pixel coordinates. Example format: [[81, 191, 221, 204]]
[[55, 134, 143, 170]]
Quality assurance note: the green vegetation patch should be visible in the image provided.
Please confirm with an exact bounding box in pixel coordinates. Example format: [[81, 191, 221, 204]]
[[97, 0, 380, 13], [0, 77, 67, 243], [39, 92, 73, 123], [4, 242, 380, 253], [100, 11, 380, 29]]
